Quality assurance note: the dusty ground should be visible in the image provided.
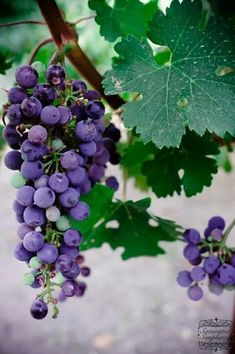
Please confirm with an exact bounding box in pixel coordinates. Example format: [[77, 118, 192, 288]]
[[0, 158, 234, 354]]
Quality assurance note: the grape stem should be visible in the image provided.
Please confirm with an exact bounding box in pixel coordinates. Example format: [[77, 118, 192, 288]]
[[29, 38, 54, 65], [221, 219, 235, 246], [37, 0, 124, 109], [73, 16, 95, 25], [0, 20, 46, 28]]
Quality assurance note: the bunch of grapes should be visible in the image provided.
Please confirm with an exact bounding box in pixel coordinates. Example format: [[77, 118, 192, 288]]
[[177, 216, 235, 301], [2, 63, 120, 319]]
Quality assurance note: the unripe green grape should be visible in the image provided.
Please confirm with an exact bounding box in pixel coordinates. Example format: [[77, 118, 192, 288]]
[[56, 215, 71, 231], [11, 172, 27, 188], [46, 206, 61, 222], [52, 139, 64, 150], [22, 273, 35, 286], [54, 272, 65, 285], [29, 256, 42, 269]]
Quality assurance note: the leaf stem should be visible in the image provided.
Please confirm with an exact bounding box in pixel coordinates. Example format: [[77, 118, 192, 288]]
[[0, 20, 46, 28], [221, 219, 235, 246], [29, 38, 54, 65], [73, 16, 95, 25]]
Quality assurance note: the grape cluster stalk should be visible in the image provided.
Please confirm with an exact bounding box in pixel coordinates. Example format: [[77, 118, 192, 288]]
[[177, 216, 235, 300], [3, 63, 120, 319]]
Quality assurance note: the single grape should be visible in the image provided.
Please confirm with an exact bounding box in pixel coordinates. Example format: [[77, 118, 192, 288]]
[[183, 245, 200, 262], [59, 188, 79, 208], [203, 255, 220, 274], [187, 285, 203, 301], [63, 262, 80, 280], [21, 140, 47, 162], [190, 266, 206, 281], [216, 264, 235, 285], [86, 101, 105, 120], [34, 175, 49, 189], [69, 201, 90, 221], [106, 176, 119, 191], [22, 273, 35, 286], [80, 266, 91, 277], [28, 125, 48, 144], [40, 105, 60, 125], [10, 172, 27, 188], [94, 141, 105, 157], [78, 178, 91, 195], [70, 103, 87, 120], [76, 254, 85, 264], [3, 125, 21, 147], [48, 173, 69, 193], [66, 167, 87, 186], [64, 229, 83, 247], [14, 242, 33, 262], [79, 141, 97, 157], [13, 200, 25, 215], [21, 160, 44, 180], [59, 243, 79, 259], [15, 65, 38, 89], [4, 150, 23, 170], [56, 255, 73, 273], [52, 138, 64, 150], [34, 187, 56, 208], [21, 96, 42, 117], [23, 231, 44, 252], [17, 223, 34, 240], [29, 256, 42, 269], [72, 80, 87, 93], [208, 216, 225, 230], [176, 270, 193, 287], [58, 106, 72, 124], [109, 152, 121, 165], [16, 185, 35, 206], [46, 206, 61, 222], [33, 83, 56, 104], [60, 150, 79, 170], [210, 228, 223, 241], [7, 104, 22, 125], [53, 272, 65, 285], [30, 299, 48, 320], [23, 205, 46, 227], [46, 64, 65, 86], [37, 243, 58, 264], [104, 123, 121, 142], [61, 280, 78, 297], [75, 281, 87, 297], [8, 86, 27, 104], [89, 164, 105, 182], [56, 215, 71, 231], [76, 120, 97, 142], [209, 275, 224, 295], [183, 228, 201, 245]]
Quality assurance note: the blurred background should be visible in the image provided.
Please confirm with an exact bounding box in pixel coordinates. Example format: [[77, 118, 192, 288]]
[[0, 1, 234, 354]]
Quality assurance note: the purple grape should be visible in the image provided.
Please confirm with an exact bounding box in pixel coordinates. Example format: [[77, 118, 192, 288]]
[[204, 227, 212, 238], [3, 125, 21, 147], [34, 187, 56, 208], [187, 285, 203, 301], [60, 151, 79, 170], [21, 160, 44, 179], [30, 299, 48, 320], [21, 140, 47, 162], [14, 242, 33, 262], [210, 228, 223, 241], [216, 264, 235, 285], [106, 176, 119, 191], [58, 291, 67, 302], [104, 123, 121, 142], [94, 118, 105, 133], [75, 281, 87, 297], [76, 120, 97, 142], [79, 141, 97, 157], [94, 149, 110, 165], [16, 186, 35, 207], [183, 245, 200, 262], [89, 164, 105, 182], [46, 65, 65, 86], [209, 275, 224, 295], [59, 243, 79, 259], [67, 167, 87, 186], [231, 254, 235, 267], [40, 105, 60, 125], [94, 141, 105, 157], [61, 280, 78, 297], [76, 254, 85, 264], [69, 201, 90, 221], [86, 101, 105, 120], [7, 104, 22, 125], [176, 270, 193, 287], [103, 138, 116, 155], [70, 103, 87, 120], [48, 173, 69, 193], [58, 106, 72, 125], [28, 125, 48, 144], [30, 273, 44, 289], [37, 243, 58, 264], [8, 86, 27, 104], [17, 223, 34, 240], [15, 65, 38, 89], [13, 200, 25, 214], [23, 231, 44, 252], [190, 267, 206, 281], [23, 205, 45, 227], [56, 255, 73, 273], [34, 175, 49, 189], [84, 90, 101, 100], [63, 262, 80, 280], [208, 216, 225, 230], [72, 80, 87, 93], [80, 266, 91, 277], [16, 213, 24, 223], [21, 97, 42, 117], [4, 150, 23, 170], [78, 178, 91, 195], [76, 154, 86, 166], [64, 229, 83, 247], [59, 188, 79, 208], [33, 83, 56, 104], [109, 152, 121, 165], [183, 228, 201, 245], [203, 255, 220, 274]]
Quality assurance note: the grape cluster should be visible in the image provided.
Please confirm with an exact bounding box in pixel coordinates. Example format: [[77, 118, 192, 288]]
[[3, 63, 120, 319], [177, 216, 235, 301]]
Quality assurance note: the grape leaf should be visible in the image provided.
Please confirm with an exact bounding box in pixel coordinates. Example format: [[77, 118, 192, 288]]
[[70, 185, 182, 260], [0, 48, 13, 74], [88, 0, 157, 42], [142, 131, 219, 197], [103, 0, 235, 148]]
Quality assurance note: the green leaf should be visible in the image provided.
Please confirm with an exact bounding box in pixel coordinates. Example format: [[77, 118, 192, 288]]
[[0, 47, 14, 74], [103, 0, 235, 148], [70, 185, 182, 260], [142, 131, 219, 197], [216, 146, 233, 173], [88, 0, 157, 42]]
